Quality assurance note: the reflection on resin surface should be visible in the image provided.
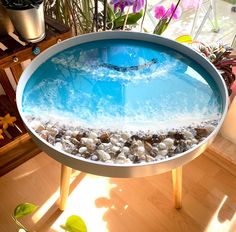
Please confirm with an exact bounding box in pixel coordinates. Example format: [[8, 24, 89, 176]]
[[23, 39, 222, 131]]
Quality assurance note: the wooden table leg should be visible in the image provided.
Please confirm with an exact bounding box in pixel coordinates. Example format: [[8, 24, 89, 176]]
[[59, 164, 72, 211], [172, 166, 182, 209]]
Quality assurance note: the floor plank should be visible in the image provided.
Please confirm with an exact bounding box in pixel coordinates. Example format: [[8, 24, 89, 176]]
[[0, 151, 236, 232]]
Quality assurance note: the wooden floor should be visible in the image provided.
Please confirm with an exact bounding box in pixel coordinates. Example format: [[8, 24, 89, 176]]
[[0, 147, 236, 232]]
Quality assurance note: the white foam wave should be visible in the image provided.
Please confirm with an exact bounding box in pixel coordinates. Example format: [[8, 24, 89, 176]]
[[24, 107, 220, 133]]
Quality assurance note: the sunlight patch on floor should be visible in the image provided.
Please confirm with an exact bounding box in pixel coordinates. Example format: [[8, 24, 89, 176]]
[[204, 195, 236, 232], [50, 175, 117, 232], [32, 187, 60, 223]]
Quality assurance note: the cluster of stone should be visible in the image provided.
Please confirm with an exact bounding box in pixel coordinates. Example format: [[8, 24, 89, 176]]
[[28, 117, 218, 165]]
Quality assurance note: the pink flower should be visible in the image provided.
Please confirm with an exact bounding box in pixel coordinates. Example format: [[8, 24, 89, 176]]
[[181, 0, 202, 9], [166, 3, 182, 19], [154, 5, 167, 19]]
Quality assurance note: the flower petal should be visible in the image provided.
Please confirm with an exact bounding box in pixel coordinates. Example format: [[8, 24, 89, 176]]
[[154, 5, 167, 19]]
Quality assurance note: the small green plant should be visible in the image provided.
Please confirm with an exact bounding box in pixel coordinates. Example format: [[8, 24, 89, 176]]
[[12, 203, 87, 232]]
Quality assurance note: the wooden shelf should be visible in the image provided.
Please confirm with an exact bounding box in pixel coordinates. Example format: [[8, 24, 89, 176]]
[[0, 134, 41, 177], [0, 16, 72, 176]]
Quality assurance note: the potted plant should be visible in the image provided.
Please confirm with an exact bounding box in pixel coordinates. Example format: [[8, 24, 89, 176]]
[[1, 0, 45, 42]]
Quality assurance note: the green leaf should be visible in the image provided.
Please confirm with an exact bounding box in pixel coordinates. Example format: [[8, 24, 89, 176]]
[[153, 18, 168, 35], [13, 203, 38, 219], [107, 4, 116, 22], [175, 35, 193, 44], [61, 215, 87, 232], [113, 10, 143, 28]]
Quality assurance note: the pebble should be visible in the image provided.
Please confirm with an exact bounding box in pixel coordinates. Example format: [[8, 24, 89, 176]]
[[89, 132, 98, 139], [152, 147, 159, 155], [97, 150, 111, 161], [191, 138, 198, 144], [122, 146, 130, 154], [87, 143, 96, 151], [91, 154, 99, 161], [163, 138, 174, 148], [65, 130, 72, 136], [31, 121, 44, 132], [55, 142, 63, 150], [158, 150, 168, 156], [79, 147, 87, 154], [183, 130, 194, 139], [158, 142, 167, 150], [121, 132, 130, 140], [146, 155, 155, 162], [205, 125, 215, 134], [100, 133, 110, 143], [28, 115, 217, 165], [40, 130, 48, 140], [111, 146, 120, 153]]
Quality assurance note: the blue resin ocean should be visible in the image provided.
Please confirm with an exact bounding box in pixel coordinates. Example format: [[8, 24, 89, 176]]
[[22, 39, 222, 132]]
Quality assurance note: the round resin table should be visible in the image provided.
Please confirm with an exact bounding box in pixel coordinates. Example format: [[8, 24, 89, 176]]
[[16, 31, 228, 210]]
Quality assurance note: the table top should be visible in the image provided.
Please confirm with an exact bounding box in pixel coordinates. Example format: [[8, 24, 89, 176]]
[[16, 31, 229, 177]]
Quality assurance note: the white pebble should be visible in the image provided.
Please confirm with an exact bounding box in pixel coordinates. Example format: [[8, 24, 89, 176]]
[[117, 152, 126, 160], [205, 125, 215, 133], [111, 146, 120, 153], [163, 138, 174, 148], [85, 138, 94, 146], [81, 137, 88, 144], [79, 147, 87, 154], [55, 142, 63, 150], [87, 143, 96, 151], [119, 138, 125, 143], [116, 142, 122, 147], [137, 146, 145, 156], [72, 131, 79, 137], [89, 132, 98, 139], [91, 154, 98, 161], [183, 130, 193, 139], [48, 128, 58, 136], [122, 146, 130, 154], [65, 130, 72, 136], [158, 149, 168, 156], [121, 132, 130, 140], [65, 135, 71, 140], [30, 120, 44, 132], [191, 138, 198, 144], [97, 150, 111, 161], [158, 142, 167, 150], [146, 155, 155, 162], [136, 140, 143, 146], [40, 130, 48, 140], [110, 138, 118, 145], [98, 144, 105, 150]]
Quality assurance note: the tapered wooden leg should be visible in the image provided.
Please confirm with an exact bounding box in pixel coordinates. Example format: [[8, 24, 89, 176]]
[[172, 166, 182, 209], [59, 164, 72, 211]]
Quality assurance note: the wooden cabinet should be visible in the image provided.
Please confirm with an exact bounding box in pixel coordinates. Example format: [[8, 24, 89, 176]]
[[0, 16, 72, 176]]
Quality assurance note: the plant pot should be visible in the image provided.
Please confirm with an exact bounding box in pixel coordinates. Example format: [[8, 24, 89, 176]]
[[6, 2, 45, 43], [0, 3, 14, 36]]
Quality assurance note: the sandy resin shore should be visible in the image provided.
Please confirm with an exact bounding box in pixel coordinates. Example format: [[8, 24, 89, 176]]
[[27, 115, 218, 165]]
